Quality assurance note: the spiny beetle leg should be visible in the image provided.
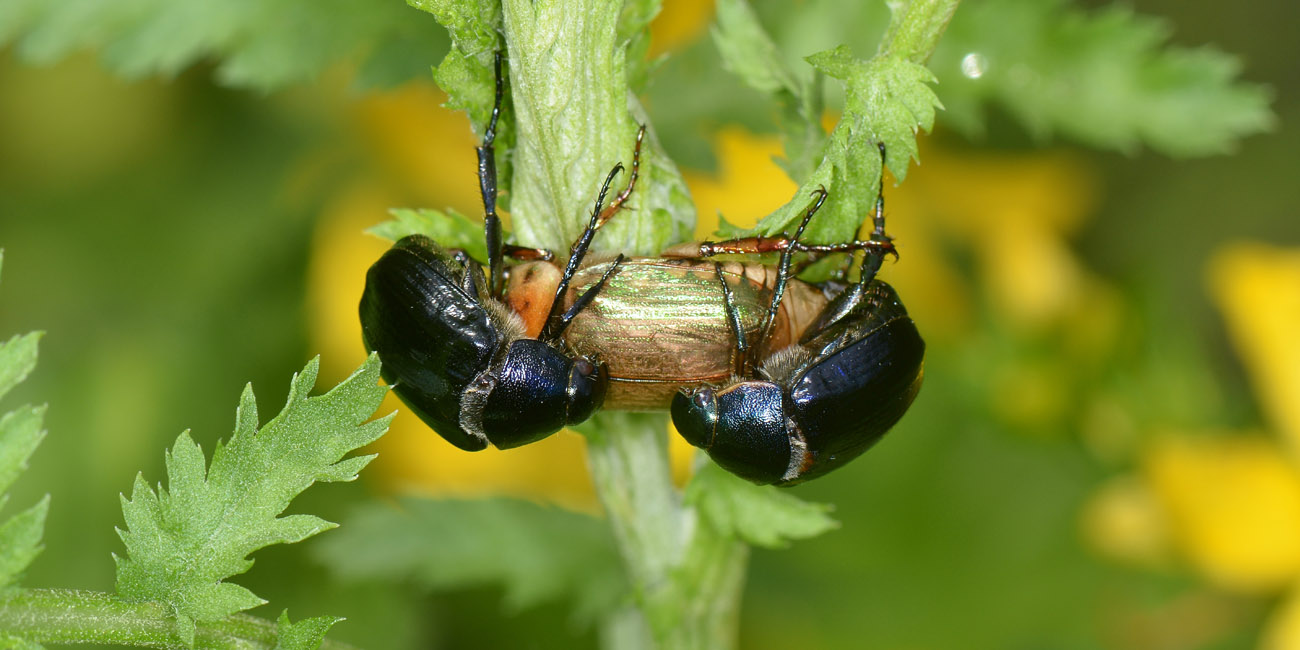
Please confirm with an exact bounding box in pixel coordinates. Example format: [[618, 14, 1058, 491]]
[[752, 188, 826, 370], [478, 51, 506, 297], [596, 125, 647, 227], [713, 262, 750, 376]]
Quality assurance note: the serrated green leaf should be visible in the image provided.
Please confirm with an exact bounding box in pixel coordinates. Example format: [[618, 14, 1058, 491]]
[[316, 497, 627, 625], [368, 207, 490, 261], [0, 497, 48, 589], [114, 355, 391, 623], [432, 49, 497, 130], [0, 406, 45, 505], [0, 289, 47, 592], [930, 0, 1272, 155], [410, 0, 500, 129], [712, 0, 944, 246], [748, 46, 940, 244], [273, 610, 342, 650], [407, 0, 498, 54], [0, 0, 446, 91], [0, 333, 41, 404], [684, 463, 838, 549]]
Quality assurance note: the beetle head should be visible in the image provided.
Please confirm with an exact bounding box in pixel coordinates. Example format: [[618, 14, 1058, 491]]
[[671, 386, 718, 449], [479, 339, 609, 448], [565, 357, 609, 425]]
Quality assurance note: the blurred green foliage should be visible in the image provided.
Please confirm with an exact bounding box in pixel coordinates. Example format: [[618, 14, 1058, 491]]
[[0, 0, 1296, 648]]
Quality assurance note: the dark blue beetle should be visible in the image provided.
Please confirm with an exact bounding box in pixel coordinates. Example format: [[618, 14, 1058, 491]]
[[671, 164, 925, 485], [359, 54, 631, 451]]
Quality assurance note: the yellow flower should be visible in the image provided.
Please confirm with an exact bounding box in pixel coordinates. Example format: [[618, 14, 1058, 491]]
[[1083, 242, 1300, 648], [1210, 244, 1300, 456]]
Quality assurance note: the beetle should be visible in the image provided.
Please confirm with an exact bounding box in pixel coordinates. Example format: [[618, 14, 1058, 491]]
[[669, 158, 925, 486], [358, 53, 637, 451]]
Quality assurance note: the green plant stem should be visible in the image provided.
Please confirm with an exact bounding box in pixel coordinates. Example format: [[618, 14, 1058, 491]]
[[879, 0, 961, 64], [582, 414, 746, 650], [500, 0, 692, 257], [0, 589, 358, 650]]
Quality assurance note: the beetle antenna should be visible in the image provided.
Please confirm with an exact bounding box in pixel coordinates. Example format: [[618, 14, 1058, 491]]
[[478, 51, 506, 297], [753, 187, 827, 371], [542, 163, 624, 338]]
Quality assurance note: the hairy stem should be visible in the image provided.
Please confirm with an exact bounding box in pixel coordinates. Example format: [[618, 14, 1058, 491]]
[[500, 0, 693, 257], [0, 588, 358, 650], [879, 0, 961, 64], [582, 414, 746, 650]]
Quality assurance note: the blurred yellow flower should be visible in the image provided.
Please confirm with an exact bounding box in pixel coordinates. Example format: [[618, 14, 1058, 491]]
[[1210, 244, 1300, 455], [1083, 241, 1300, 648], [1148, 434, 1300, 592]]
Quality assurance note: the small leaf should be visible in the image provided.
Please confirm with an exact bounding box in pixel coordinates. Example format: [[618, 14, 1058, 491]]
[[316, 497, 627, 625], [0, 264, 48, 592], [114, 355, 391, 623], [0, 0, 446, 91], [367, 207, 490, 261], [685, 463, 838, 549], [0, 496, 48, 588], [0, 406, 45, 506], [273, 610, 342, 650], [931, 0, 1273, 155], [0, 333, 41, 404], [745, 46, 940, 245], [410, 0, 500, 130]]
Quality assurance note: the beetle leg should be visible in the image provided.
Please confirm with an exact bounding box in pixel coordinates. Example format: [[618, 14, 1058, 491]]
[[856, 142, 893, 286], [713, 262, 750, 376], [595, 125, 646, 228], [478, 51, 506, 297], [753, 188, 827, 370], [544, 254, 626, 341], [540, 165, 624, 339], [660, 234, 893, 260]]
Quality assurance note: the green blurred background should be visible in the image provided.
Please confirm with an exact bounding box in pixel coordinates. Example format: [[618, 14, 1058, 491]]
[[1, 0, 1298, 648]]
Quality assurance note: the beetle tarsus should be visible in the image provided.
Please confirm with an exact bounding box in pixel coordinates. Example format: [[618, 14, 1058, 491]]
[[597, 124, 647, 226], [753, 188, 827, 369]]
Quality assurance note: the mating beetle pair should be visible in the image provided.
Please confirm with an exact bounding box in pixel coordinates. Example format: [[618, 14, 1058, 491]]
[[358, 54, 924, 484]]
